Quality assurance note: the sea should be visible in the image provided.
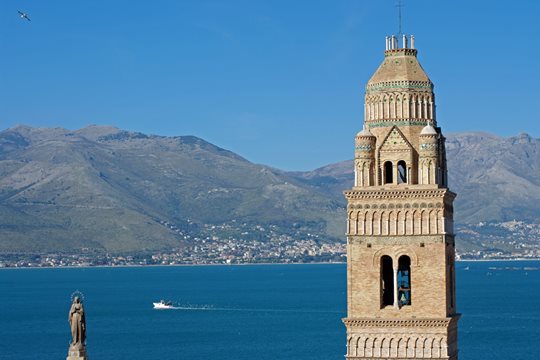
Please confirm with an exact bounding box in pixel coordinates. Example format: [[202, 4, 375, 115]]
[[0, 261, 539, 360]]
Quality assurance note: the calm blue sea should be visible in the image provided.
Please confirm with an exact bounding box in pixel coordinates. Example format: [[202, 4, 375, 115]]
[[0, 261, 539, 360]]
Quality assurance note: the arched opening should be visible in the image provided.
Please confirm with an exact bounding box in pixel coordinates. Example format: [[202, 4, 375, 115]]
[[384, 161, 393, 184], [398, 256, 411, 306], [397, 160, 407, 184], [381, 255, 394, 307]]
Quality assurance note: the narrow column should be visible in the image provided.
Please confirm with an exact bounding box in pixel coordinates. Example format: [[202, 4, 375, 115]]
[[393, 266, 399, 308]]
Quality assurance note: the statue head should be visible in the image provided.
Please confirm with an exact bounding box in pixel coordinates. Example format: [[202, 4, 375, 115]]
[[70, 290, 85, 304]]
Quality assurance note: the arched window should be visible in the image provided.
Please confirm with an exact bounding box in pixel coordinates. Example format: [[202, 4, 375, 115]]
[[398, 256, 411, 306], [397, 160, 407, 184], [381, 255, 394, 307], [384, 161, 393, 184]]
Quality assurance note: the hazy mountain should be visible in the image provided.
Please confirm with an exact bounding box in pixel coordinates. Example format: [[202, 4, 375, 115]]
[[0, 126, 538, 255], [0, 125, 343, 253]]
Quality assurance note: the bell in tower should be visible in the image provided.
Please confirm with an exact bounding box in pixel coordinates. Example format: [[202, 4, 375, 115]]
[[344, 35, 459, 360]]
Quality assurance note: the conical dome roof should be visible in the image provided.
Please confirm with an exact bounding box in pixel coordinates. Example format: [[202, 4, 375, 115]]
[[356, 127, 374, 137], [367, 48, 432, 85], [420, 124, 437, 135]]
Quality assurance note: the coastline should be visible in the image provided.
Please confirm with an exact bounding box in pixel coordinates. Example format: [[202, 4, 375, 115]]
[[2, 258, 540, 270]]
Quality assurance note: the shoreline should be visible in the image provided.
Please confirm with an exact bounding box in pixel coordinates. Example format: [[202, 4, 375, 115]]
[[1, 258, 540, 270]]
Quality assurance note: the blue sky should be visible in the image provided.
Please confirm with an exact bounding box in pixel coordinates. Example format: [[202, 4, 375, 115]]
[[1, 0, 539, 170]]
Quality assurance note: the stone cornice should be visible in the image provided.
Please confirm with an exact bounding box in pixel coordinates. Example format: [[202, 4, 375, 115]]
[[344, 188, 456, 201], [343, 316, 460, 328], [384, 48, 418, 57]]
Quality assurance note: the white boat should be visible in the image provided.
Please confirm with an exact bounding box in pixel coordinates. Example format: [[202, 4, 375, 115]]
[[153, 300, 174, 309]]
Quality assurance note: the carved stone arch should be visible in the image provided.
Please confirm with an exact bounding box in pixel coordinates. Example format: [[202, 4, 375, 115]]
[[432, 337, 442, 358], [371, 248, 393, 270], [407, 337, 417, 358], [439, 337, 447, 357], [373, 338, 382, 358], [437, 209, 444, 233], [397, 210, 406, 235], [422, 208, 431, 235], [414, 338, 423, 358], [383, 95, 389, 118], [389, 337, 398, 357], [389, 210, 397, 235], [366, 211, 374, 235], [423, 337, 432, 358], [381, 210, 389, 235], [348, 210, 354, 234], [347, 336, 354, 356], [373, 210, 381, 235], [429, 209, 437, 234], [354, 210, 362, 235], [358, 337, 368, 357], [421, 209, 429, 234], [381, 337, 391, 357], [394, 247, 419, 267], [398, 337, 408, 358], [358, 211, 367, 235], [365, 338, 374, 357], [405, 210, 413, 235], [350, 336, 358, 356], [413, 209, 422, 235]]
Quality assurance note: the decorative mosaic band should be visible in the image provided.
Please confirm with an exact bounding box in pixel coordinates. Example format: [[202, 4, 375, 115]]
[[366, 80, 432, 93], [420, 143, 438, 150], [366, 120, 432, 128], [355, 145, 373, 151]]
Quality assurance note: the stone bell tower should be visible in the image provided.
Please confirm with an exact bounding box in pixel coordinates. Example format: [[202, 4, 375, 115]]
[[344, 35, 459, 360]]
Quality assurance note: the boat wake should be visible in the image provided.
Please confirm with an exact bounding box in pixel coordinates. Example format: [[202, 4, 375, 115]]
[[170, 303, 342, 314]]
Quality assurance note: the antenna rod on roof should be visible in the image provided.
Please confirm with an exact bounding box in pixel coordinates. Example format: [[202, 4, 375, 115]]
[[396, 0, 404, 38]]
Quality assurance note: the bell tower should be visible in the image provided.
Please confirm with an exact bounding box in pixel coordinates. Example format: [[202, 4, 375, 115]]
[[344, 35, 459, 360]]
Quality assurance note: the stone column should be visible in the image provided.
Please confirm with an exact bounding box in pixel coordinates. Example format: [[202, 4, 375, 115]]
[[393, 266, 399, 308]]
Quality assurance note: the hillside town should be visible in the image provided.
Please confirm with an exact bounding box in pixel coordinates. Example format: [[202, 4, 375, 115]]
[[1, 219, 540, 268]]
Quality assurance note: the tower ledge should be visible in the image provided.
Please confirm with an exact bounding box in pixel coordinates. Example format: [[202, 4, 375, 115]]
[[384, 48, 418, 57]]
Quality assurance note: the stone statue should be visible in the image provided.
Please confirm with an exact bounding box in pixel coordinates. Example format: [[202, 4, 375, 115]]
[[67, 294, 88, 360], [69, 296, 86, 347]]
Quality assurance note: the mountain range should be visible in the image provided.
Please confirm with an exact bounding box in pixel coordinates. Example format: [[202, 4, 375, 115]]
[[0, 125, 538, 255]]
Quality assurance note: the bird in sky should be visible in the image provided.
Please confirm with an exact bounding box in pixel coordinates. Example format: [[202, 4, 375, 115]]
[[18, 10, 31, 22]]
